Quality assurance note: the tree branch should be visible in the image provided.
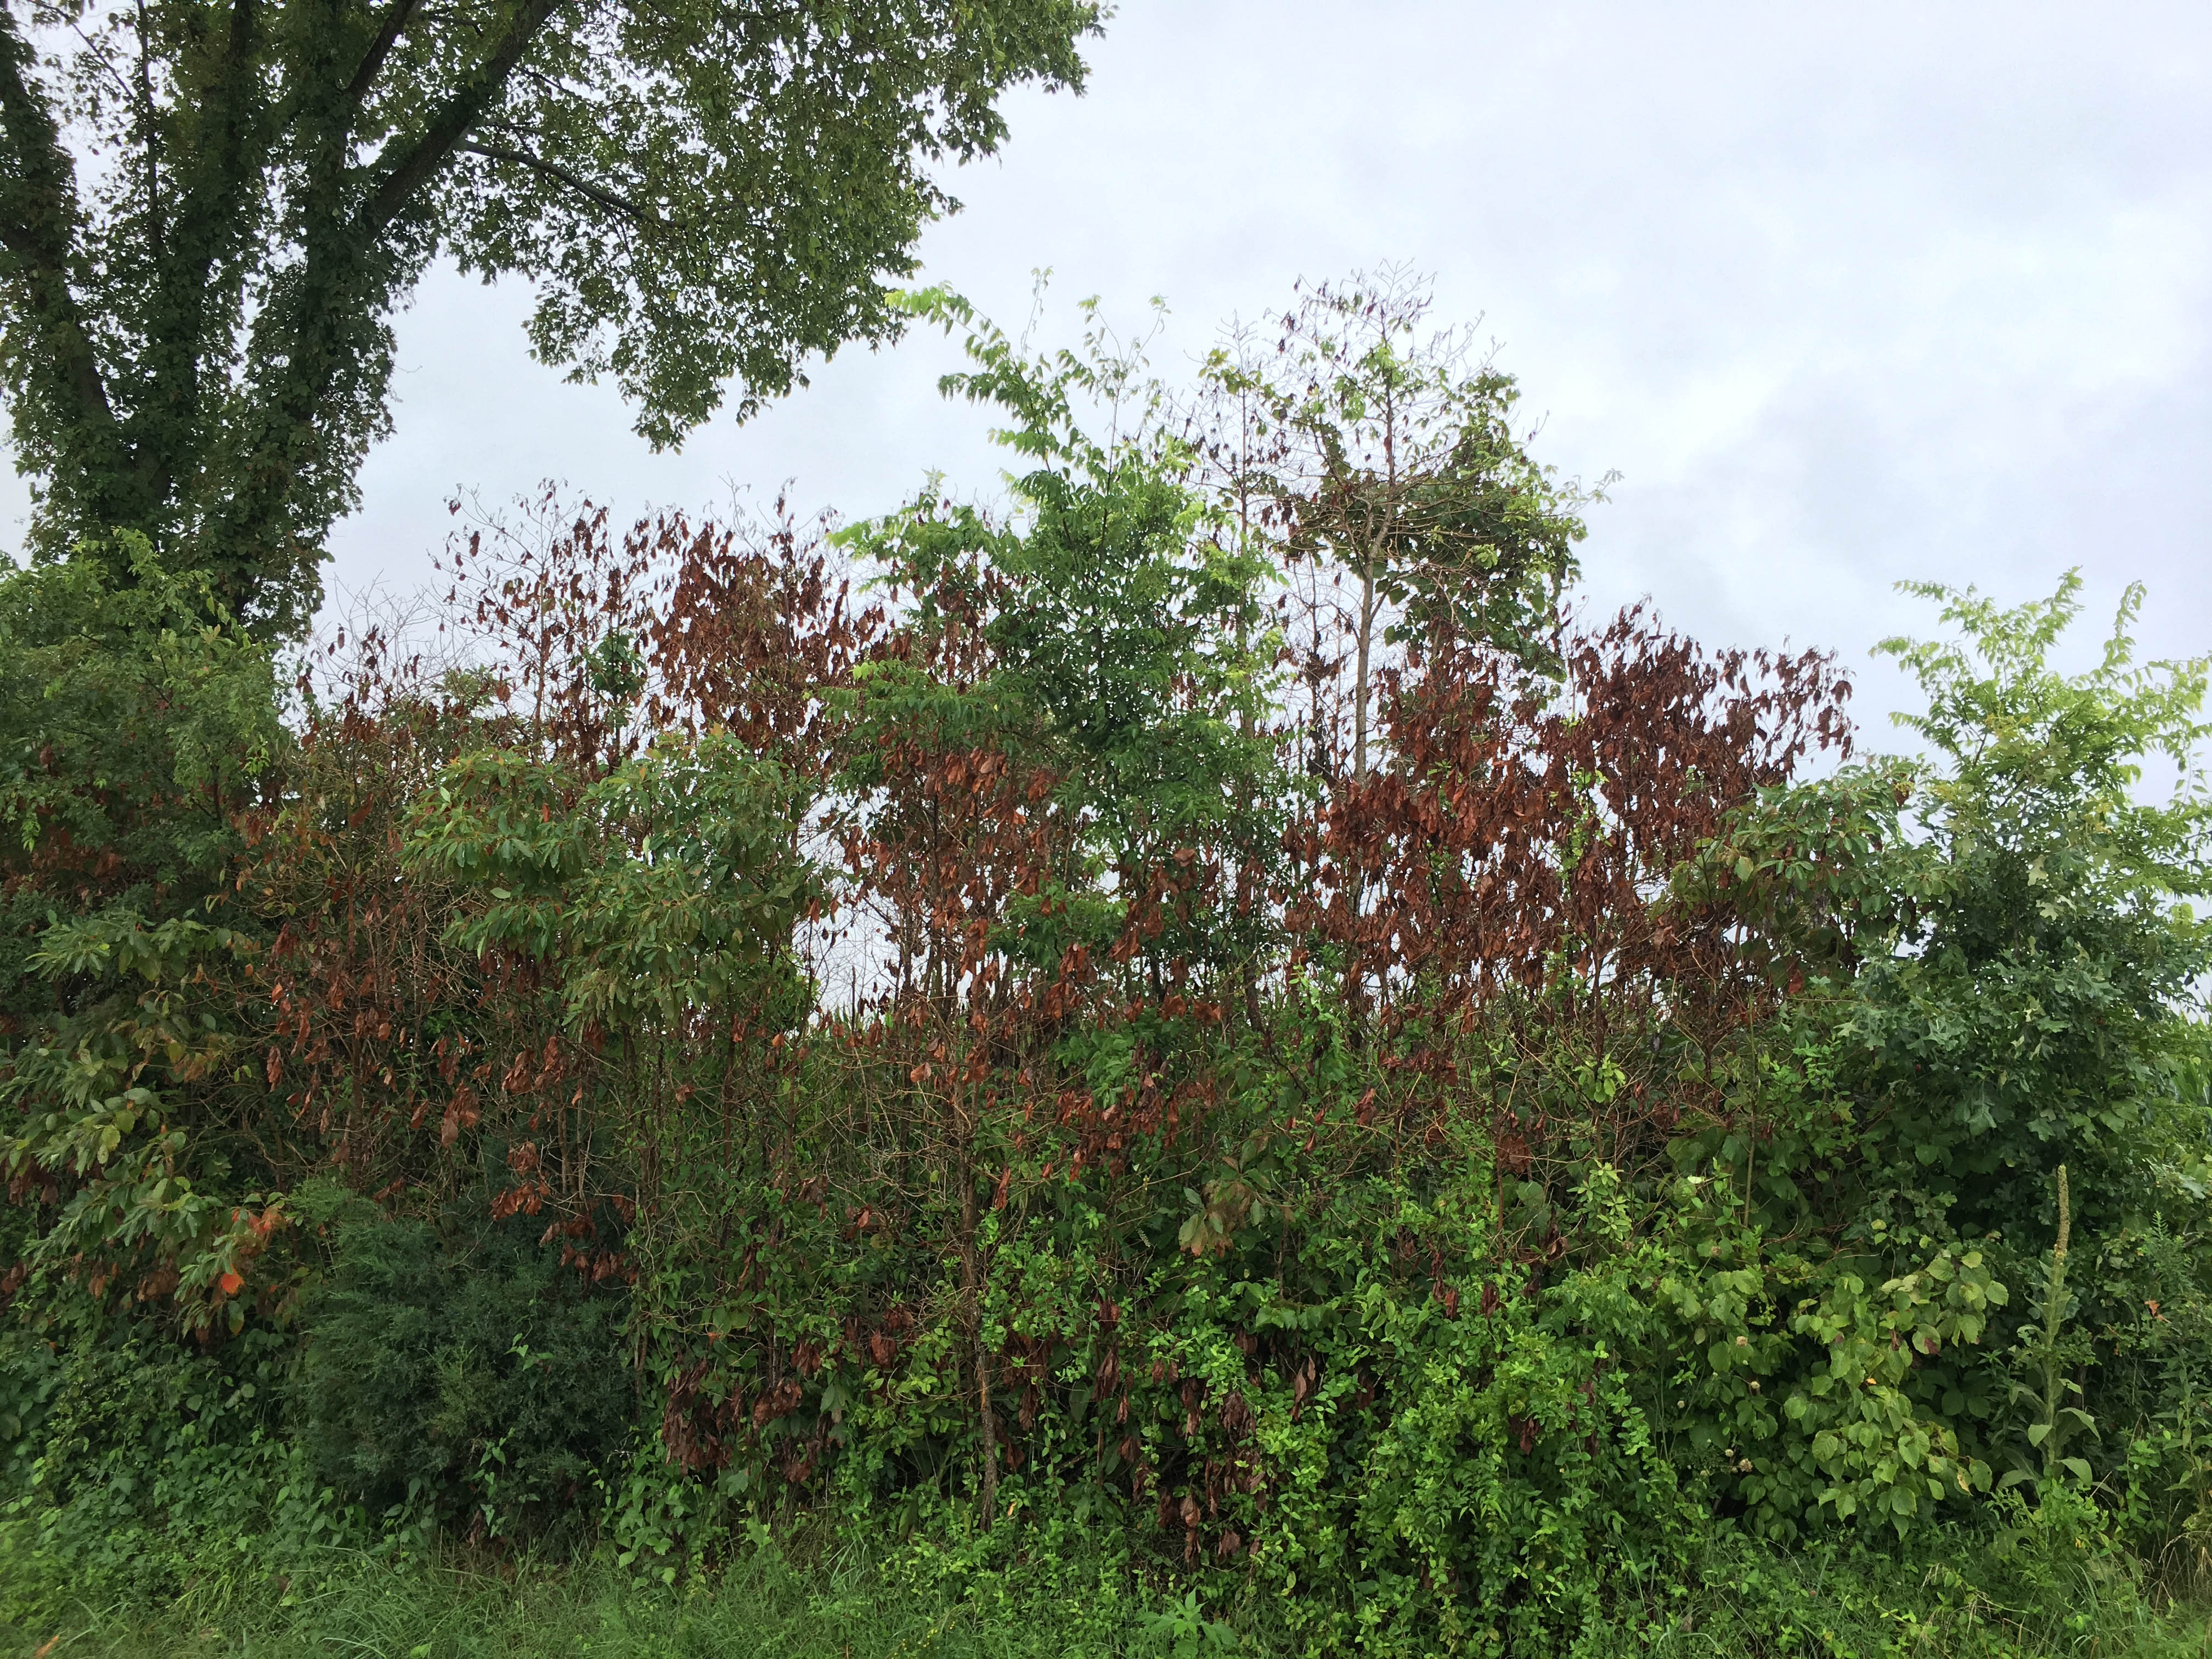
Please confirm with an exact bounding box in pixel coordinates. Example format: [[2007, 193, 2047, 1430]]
[[0, 7, 122, 456], [133, 0, 266, 511], [357, 0, 564, 237], [456, 139, 659, 225], [132, 0, 166, 262], [206, 0, 560, 611], [343, 0, 421, 107]]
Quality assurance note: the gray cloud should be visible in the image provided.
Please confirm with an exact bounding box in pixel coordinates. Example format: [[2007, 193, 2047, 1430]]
[[25, 0, 2202, 736]]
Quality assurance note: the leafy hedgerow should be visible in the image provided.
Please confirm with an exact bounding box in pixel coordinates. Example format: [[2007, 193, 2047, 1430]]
[[4, 286, 2209, 1652]]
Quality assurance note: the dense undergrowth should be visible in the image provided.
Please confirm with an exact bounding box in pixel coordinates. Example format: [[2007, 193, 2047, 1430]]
[[4, 282, 2211, 1655]]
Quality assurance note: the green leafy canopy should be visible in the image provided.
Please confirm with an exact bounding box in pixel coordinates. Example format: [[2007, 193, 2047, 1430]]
[[0, 0, 1100, 631]]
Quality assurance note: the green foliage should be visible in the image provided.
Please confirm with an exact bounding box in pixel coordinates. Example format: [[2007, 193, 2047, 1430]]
[[843, 287, 1286, 979], [1141, 1589, 1239, 1657], [290, 1184, 633, 1538], [0, 0, 1101, 628], [0, 538, 281, 898], [1268, 269, 1594, 672], [0, 545, 284, 1329], [1849, 575, 2212, 1242], [1221, 265, 1599, 777], [0, 1314, 341, 1623], [406, 734, 819, 1033], [1662, 571, 2212, 1547], [2, 284, 2209, 1654]]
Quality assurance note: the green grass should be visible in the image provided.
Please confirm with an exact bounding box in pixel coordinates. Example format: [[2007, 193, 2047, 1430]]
[[2, 1547, 1104, 1659], [4, 1525, 2208, 1659]]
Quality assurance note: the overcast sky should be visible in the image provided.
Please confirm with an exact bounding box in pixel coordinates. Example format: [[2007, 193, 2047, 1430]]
[[253, 3, 2212, 735]]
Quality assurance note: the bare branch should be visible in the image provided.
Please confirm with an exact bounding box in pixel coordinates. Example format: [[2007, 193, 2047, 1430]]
[[456, 139, 660, 226]]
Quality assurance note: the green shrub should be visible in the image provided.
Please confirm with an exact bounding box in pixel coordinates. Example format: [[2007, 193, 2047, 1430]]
[[290, 1186, 634, 1541], [0, 1315, 323, 1623]]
